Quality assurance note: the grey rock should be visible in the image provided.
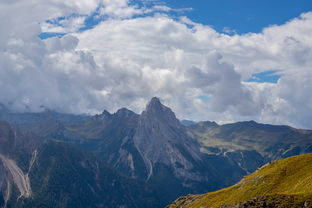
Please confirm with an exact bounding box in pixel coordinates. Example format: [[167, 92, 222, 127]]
[[133, 97, 203, 181]]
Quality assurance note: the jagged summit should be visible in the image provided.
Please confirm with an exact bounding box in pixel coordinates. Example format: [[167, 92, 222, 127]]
[[149, 97, 161, 104], [101, 110, 111, 116], [143, 97, 179, 125], [115, 107, 136, 118], [133, 97, 203, 182], [145, 97, 165, 114], [146, 97, 162, 108]]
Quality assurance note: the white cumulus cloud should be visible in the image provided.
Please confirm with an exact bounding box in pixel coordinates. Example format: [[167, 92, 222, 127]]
[[1, 0, 312, 129]]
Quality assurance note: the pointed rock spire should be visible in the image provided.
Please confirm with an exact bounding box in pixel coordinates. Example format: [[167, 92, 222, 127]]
[[145, 97, 163, 112], [133, 97, 203, 181], [143, 97, 179, 125], [147, 97, 162, 107], [102, 110, 111, 117]]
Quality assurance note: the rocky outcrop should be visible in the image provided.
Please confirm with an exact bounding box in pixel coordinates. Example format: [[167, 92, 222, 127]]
[[221, 195, 312, 208], [0, 155, 32, 199], [166, 194, 202, 208], [0, 121, 41, 206]]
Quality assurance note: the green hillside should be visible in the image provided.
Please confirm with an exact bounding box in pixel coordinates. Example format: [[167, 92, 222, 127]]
[[168, 153, 312, 208]]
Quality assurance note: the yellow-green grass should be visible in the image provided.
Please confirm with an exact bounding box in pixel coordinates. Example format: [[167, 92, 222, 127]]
[[169, 153, 312, 208]]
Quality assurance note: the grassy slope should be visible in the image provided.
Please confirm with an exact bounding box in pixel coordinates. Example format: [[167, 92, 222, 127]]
[[169, 153, 312, 208]]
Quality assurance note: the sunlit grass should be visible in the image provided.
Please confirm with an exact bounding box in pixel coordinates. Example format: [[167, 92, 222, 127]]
[[169, 153, 312, 208]]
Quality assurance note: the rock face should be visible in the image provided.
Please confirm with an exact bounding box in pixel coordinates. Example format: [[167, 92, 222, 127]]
[[220, 196, 312, 208], [0, 155, 32, 199], [133, 97, 203, 181], [0, 121, 40, 206], [170, 195, 312, 208]]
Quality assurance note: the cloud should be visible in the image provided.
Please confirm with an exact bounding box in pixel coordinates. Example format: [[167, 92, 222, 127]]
[[1, 1, 312, 129], [222, 27, 236, 35]]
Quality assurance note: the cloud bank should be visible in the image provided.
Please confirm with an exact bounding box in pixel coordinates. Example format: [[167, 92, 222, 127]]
[[1, 0, 312, 128]]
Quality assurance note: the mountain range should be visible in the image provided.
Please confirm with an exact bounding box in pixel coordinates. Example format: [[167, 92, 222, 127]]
[[0, 97, 312, 207]]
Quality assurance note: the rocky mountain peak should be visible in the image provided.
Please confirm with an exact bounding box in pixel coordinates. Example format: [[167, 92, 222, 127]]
[[94, 110, 111, 121], [146, 97, 162, 110], [145, 97, 167, 117], [143, 97, 180, 126], [133, 98, 203, 181], [101, 110, 111, 117]]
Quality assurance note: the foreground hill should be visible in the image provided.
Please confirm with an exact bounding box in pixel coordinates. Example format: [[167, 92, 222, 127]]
[[168, 153, 312, 208]]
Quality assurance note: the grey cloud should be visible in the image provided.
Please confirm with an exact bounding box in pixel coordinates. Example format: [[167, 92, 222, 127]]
[[1, 1, 312, 129]]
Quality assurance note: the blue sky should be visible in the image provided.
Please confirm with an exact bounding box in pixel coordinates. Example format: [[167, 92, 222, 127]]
[[40, 0, 312, 37], [246, 70, 282, 83], [164, 0, 312, 33]]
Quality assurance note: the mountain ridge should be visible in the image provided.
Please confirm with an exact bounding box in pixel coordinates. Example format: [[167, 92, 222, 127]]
[[168, 153, 312, 208]]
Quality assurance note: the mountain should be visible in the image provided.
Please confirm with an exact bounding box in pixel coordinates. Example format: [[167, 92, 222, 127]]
[[190, 120, 312, 159], [10, 98, 246, 205], [0, 121, 161, 208], [188, 120, 312, 173], [132, 97, 204, 181], [1, 98, 312, 207], [130, 98, 245, 203], [21, 140, 160, 208], [168, 153, 312, 208]]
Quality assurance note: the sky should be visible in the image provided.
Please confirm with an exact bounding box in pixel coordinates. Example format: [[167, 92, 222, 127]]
[[1, 0, 312, 129], [165, 0, 312, 33]]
